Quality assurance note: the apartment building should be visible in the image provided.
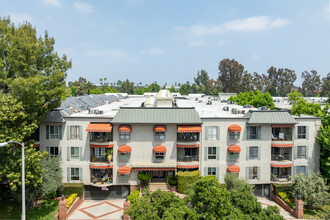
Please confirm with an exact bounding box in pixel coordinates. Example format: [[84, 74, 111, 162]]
[[37, 91, 321, 199]]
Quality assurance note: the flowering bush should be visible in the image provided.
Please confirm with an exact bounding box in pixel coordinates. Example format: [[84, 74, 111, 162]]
[[66, 193, 78, 209], [278, 192, 295, 209]]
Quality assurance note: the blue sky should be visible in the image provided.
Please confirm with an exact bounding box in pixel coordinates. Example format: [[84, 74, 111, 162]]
[[1, 0, 330, 86]]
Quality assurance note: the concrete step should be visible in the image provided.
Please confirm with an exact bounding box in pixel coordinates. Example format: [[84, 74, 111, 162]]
[[149, 183, 168, 192]]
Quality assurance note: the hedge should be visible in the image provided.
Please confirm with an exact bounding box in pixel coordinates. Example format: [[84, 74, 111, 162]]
[[177, 170, 200, 194], [62, 183, 84, 197], [128, 189, 140, 204], [273, 183, 293, 196]]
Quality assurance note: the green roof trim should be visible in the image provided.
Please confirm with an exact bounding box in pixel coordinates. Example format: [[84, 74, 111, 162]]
[[245, 111, 297, 124], [111, 107, 202, 124]]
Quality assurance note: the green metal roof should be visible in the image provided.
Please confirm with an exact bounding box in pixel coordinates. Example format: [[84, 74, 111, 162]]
[[111, 107, 202, 124], [245, 111, 297, 124]]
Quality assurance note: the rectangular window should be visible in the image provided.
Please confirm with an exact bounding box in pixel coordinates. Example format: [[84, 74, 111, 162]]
[[229, 152, 239, 160], [249, 167, 258, 179], [229, 131, 240, 140], [248, 126, 259, 139], [119, 175, 129, 182], [297, 126, 306, 139], [119, 153, 130, 161], [71, 168, 80, 180], [297, 146, 306, 159], [206, 126, 217, 140], [155, 132, 165, 140], [119, 132, 130, 140], [71, 147, 79, 160], [208, 167, 216, 176], [296, 166, 307, 175], [208, 147, 217, 160], [155, 152, 164, 160], [70, 126, 80, 140], [50, 146, 59, 157], [50, 125, 59, 139], [249, 147, 259, 160]]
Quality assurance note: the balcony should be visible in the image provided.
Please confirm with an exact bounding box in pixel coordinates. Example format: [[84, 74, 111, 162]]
[[271, 147, 292, 162], [177, 155, 199, 162], [91, 155, 112, 163], [271, 153, 291, 161], [271, 127, 293, 141], [90, 168, 113, 186], [90, 132, 113, 142], [271, 167, 292, 183], [177, 133, 200, 142]]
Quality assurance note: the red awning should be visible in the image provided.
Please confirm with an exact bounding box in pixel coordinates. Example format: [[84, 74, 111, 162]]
[[228, 124, 242, 132], [272, 124, 294, 128], [271, 143, 293, 148], [271, 163, 292, 168], [228, 145, 241, 153], [90, 144, 114, 148], [153, 145, 166, 153], [177, 125, 201, 133], [132, 167, 176, 171], [118, 145, 132, 153], [117, 166, 131, 174], [177, 144, 200, 148], [118, 125, 132, 132], [89, 165, 113, 169], [177, 165, 199, 169], [86, 124, 112, 132], [153, 125, 166, 132], [227, 165, 240, 173], [33, 144, 40, 147]]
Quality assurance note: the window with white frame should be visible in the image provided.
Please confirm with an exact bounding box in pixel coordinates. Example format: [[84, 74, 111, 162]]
[[206, 126, 218, 140], [119, 132, 130, 140], [71, 147, 79, 160], [50, 125, 59, 139], [208, 147, 217, 160], [297, 146, 306, 159], [248, 126, 259, 139], [208, 167, 216, 176], [249, 147, 258, 160], [154, 132, 165, 140], [248, 167, 258, 179], [155, 152, 165, 160], [229, 131, 240, 140], [50, 146, 59, 157], [297, 126, 306, 139], [71, 168, 80, 180], [70, 126, 80, 140]]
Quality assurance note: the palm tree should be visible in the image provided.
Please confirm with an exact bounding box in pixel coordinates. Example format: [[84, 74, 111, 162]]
[[85, 81, 95, 95]]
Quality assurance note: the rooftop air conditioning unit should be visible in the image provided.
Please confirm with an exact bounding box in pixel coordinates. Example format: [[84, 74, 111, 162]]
[[242, 110, 246, 114], [94, 109, 100, 114], [223, 106, 229, 111], [231, 108, 237, 114], [99, 110, 104, 114], [258, 106, 267, 111], [243, 105, 251, 108]]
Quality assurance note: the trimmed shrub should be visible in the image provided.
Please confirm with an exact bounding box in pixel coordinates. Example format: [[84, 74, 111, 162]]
[[137, 172, 152, 188], [177, 170, 200, 194], [62, 183, 84, 197], [66, 193, 78, 209], [273, 183, 293, 196], [128, 189, 140, 204], [278, 192, 295, 209], [168, 175, 177, 186]]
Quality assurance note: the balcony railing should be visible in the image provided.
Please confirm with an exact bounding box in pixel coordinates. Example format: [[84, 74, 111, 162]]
[[272, 133, 292, 141], [90, 177, 113, 184], [90, 137, 113, 142], [271, 154, 291, 161], [177, 133, 200, 142], [177, 155, 199, 162], [90, 155, 112, 163], [270, 175, 291, 182]]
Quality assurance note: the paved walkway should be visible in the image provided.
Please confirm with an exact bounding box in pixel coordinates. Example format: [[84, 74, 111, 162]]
[[257, 197, 296, 220], [68, 200, 125, 220]]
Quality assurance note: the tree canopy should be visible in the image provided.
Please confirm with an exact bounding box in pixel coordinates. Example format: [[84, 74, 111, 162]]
[[265, 66, 296, 96], [228, 90, 275, 109], [218, 58, 244, 93]]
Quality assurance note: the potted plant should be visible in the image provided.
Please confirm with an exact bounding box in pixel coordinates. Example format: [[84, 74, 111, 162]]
[[137, 171, 152, 188], [102, 178, 105, 184], [167, 175, 177, 192], [104, 149, 113, 162]]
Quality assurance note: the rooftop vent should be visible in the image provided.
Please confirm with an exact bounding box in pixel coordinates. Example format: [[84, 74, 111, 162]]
[[243, 105, 251, 108], [231, 108, 237, 114], [223, 106, 229, 111]]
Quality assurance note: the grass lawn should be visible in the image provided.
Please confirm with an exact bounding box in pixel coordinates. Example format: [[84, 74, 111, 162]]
[[0, 199, 58, 220], [303, 205, 330, 219]]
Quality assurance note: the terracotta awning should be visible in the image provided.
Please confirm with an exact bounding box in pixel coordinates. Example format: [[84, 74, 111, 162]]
[[90, 144, 114, 148], [177, 144, 200, 148], [272, 124, 294, 128], [153, 145, 166, 153], [271, 143, 293, 148], [177, 165, 199, 169], [228, 145, 241, 153], [177, 125, 201, 133], [118, 145, 132, 153], [271, 163, 292, 168], [33, 144, 40, 147], [118, 125, 132, 132], [86, 124, 112, 132], [117, 166, 131, 174], [153, 125, 166, 132], [90, 165, 113, 169], [227, 165, 240, 173], [132, 167, 176, 171], [228, 124, 242, 132]]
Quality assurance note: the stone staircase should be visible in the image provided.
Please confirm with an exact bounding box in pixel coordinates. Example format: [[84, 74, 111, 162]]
[[149, 182, 169, 192]]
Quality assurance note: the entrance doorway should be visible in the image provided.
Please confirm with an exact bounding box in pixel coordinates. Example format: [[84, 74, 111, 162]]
[[152, 171, 166, 180]]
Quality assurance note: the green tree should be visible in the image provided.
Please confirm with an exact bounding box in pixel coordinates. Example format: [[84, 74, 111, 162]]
[[119, 79, 135, 94], [194, 69, 209, 87], [252, 72, 268, 92], [288, 91, 303, 102], [265, 66, 296, 96], [292, 173, 329, 209], [0, 17, 71, 125], [240, 72, 254, 92], [318, 126, 330, 183], [218, 58, 244, 93], [301, 70, 322, 96], [228, 90, 275, 109], [38, 157, 62, 198], [321, 72, 330, 98]]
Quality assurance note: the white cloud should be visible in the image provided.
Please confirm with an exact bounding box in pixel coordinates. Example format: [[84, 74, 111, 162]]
[[141, 48, 164, 55], [188, 40, 205, 47], [5, 13, 33, 24], [84, 49, 127, 59], [175, 16, 290, 38], [74, 1, 94, 13], [217, 40, 225, 46], [41, 0, 62, 8]]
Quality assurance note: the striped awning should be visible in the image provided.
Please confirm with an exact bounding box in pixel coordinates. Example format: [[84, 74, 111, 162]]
[[271, 143, 293, 148], [118, 125, 132, 132], [228, 145, 241, 153], [86, 124, 112, 132], [89, 164, 113, 169], [177, 125, 201, 133], [228, 124, 242, 132], [177, 144, 200, 148], [118, 145, 132, 153], [271, 163, 292, 168], [117, 166, 131, 174], [153, 145, 166, 153], [153, 125, 166, 132], [132, 167, 176, 171], [90, 144, 114, 148], [227, 165, 240, 173], [272, 124, 294, 128], [177, 165, 199, 169]]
